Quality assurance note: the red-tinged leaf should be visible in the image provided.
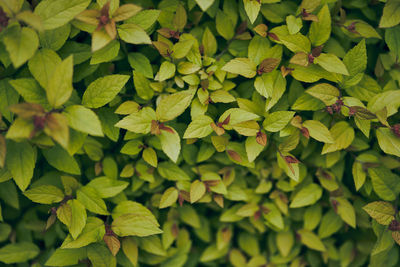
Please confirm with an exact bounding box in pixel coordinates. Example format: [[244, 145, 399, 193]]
[[104, 234, 121, 256], [227, 150, 242, 162], [213, 194, 224, 208], [211, 122, 225, 136], [256, 132, 267, 146]]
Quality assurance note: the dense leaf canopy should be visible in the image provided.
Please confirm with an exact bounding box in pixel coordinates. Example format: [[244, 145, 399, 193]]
[[0, 0, 400, 266]]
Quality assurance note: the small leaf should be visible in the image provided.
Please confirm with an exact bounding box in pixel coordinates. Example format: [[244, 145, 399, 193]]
[[290, 183, 323, 208], [190, 180, 206, 203], [82, 75, 130, 108], [222, 58, 257, 78], [24, 185, 64, 204], [303, 120, 334, 143], [117, 24, 151, 44], [159, 187, 179, 208]]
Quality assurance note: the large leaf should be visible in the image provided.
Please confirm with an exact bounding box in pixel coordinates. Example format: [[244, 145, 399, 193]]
[[156, 89, 196, 122], [35, 0, 91, 30], [0, 242, 39, 264], [82, 75, 130, 108], [5, 141, 35, 191]]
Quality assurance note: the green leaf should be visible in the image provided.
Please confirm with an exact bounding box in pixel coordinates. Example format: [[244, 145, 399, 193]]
[[363, 201, 395, 225], [46, 55, 73, 108], [263, 111, 295, 132], [190, 180, 206, 203], [368, 167, 400, 202], [0, 79, 19, 123], [0, 242, 39, 264], [248, 35, 272, 66], [222, 58, 257, 78], [45, 248, 86, 266], [62, 217, 105, 249], [67, 199, 87, 240], [3, 26, 39, 68], [196, 0, 215, 11], [112, 213, 162, 237], [87, 243, 116, 267], [128, 53, 153, 78], [335, 197, 356, 228], [322, 122, 354, 154], [43, 145, 81, 175], [82, 75, 130, 108], [158, 162, 190, 181], [379, 0, 400, 28], [385, 26, 400, 58], [24, 185, 64, 204], [342, 39, 366, 88], [290, 183, 323, 208], [314, 53, 349, 75], [117, 24, 151, 44], [286, 15, 302, 35], [376, 127, 400, 157], [9, 78, 48, 107], [297, 229, 326, 252], [262, 202, 284, 230], [202, 27, 217, 56], [76, 186, 109, 215], [352, 161, 366, 191], [5, 141, 35, 191], [28, 48, 61, 89], [34, 0, 91, 30], [157, 61, 176, 81], [318, 210, 343, 238], [303, 120, 334, 143], [64, 105, 103, 136], [243, 0, 261, 24], [91, 30, 113, 52], [159, 127, 181, 163], [133, 72, 153, 101], [126, 8, 160, 29], [121, 237, 138, 266], [276, 231, 294, 257], [156, 89, 196, 122], [245, 136, 264, 162], [115, 107, 156, 134], [159, 187, 179, 208], [87, 177, 128, 198], [306, 83, 340, 105], [183, 115, 214, 139], [308, 5, 331, 46], [90, 40, 120, 65], [219, 108, 259, 126]]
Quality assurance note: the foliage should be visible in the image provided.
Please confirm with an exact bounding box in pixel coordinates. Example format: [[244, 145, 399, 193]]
[[0, 0, 399, 266]]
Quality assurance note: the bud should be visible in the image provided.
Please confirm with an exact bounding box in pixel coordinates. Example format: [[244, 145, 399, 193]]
[[300, 127, 310, 139], [213, 194, 224, 208], [391, 124, 400, 138], [253, 24, 268, 37], [256, 131, 267, 146], [227, 150, 242, 162], [389, 220, 400, 231], [0, 8, 9, 32], [284, 155, 300, 164], [150, 120, 161, 135], [267, 32, 280, 41], [311, 45, 323, 58]]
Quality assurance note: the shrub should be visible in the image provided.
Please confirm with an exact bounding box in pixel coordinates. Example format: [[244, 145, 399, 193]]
[[0, 0, 400, 266]]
